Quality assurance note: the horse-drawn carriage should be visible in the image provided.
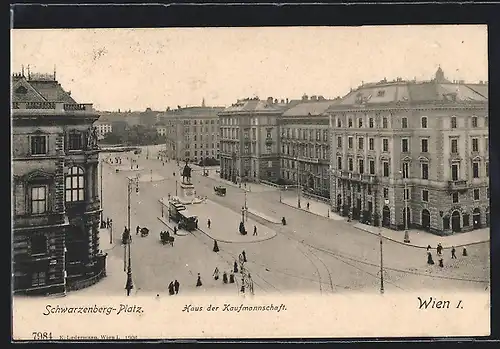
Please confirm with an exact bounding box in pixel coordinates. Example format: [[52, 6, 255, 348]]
[[214, 186, 226, 196], [160, 231, 175, 246]]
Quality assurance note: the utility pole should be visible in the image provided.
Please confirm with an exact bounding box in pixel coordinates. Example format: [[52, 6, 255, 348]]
[[100, 159, 103, 223], [379, 231, 384, 294], [296, 154, 301, 208], [127, 176, 139, 271], [244, 190, 248, 222]]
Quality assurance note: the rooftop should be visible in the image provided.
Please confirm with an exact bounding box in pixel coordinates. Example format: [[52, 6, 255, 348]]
[[220, 97, 289, 114], [327, 68, 488, 110], [11, 72, 96, 115], [282, 100, 340, 117]]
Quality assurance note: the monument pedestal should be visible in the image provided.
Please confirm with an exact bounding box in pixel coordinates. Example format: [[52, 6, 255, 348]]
[[178, 181, 195, 204]]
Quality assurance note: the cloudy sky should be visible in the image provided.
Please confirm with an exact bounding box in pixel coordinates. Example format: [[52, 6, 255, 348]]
[[11, 25, 487, 111]]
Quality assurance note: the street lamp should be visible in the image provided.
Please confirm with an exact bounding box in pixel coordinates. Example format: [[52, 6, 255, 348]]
[[244, 190, 248, 222], [379, 231, 384, 294], [399, 170, 410, 243], [100, 159, 103, 223], [126, 176, 139, 273]]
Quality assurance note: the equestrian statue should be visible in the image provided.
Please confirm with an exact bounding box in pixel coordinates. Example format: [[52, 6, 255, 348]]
[[181, 160, 192, 184]]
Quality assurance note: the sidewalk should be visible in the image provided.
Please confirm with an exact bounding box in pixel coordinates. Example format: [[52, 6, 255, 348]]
[[186, 200, 277, 243], [134, 172, 165, 182], [195, 169, 276, 193], [281, 193, 344, 221], [352, 222, 490, 249], [246, 208, 282, 224]]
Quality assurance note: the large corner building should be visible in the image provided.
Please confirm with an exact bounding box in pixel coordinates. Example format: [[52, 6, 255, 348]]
[[328, 68, 489, 235], [12, 71, 106, 295]]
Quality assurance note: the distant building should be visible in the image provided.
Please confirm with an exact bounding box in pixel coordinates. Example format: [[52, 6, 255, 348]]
[[219, 97, 289, 183], [155, 121, 167, 137], [160, 103, 224, 164], [279, 96, 339, 198], [12, 70, 106, 295], [327, 67, 489, 235], [94, 117, 112, 139]]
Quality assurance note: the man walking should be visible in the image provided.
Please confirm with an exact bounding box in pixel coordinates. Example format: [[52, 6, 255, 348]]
[[174, 280, 180, 294], [136, 225, 140, 235], [253, 225, 257, 236], [207, 218, 211, 229], [451, 246, 457, 259]]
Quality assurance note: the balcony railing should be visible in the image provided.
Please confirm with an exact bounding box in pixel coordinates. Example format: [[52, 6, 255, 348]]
[[14, 212, 66, 229], [12, 102, 94, 112], [336, 171, 377, 184], [448, 180, 468, 190]]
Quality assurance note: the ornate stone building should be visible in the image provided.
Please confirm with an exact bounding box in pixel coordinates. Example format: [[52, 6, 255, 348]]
[[12, 71, 106, 295], [279, 96, 338, 198], [327, 67, 488, 235], [219, 97, 288, 184]]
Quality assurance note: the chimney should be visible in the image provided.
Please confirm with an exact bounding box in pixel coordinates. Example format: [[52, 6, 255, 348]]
[[302, 94, 308, 101], [280, 99, 284, 103], [286, 98, 289, 104], [267, 97, 273, 104], [274, 98, 278, 104], [311, 95, 317, 101]]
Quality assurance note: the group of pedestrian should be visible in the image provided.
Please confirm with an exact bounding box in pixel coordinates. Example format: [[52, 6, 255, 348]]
[[168, 280, 180, 295], [427, 243, 467, 268]]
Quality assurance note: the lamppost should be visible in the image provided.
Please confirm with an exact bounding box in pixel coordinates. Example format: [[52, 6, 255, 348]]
[[244, 190, 248, 222], [400, 170, 410, 243], [175, 179, 178, 196], [126, 175, 139, 272], [100, 159, 103, 223], [379, 231, 384, 294]]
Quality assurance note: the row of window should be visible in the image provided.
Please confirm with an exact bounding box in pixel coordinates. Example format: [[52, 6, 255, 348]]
[[184, 150, 217, 157], [185, 143, 219, 149], [346, 184, 489, 204], [220, 116, 275, 126], [281, 144, 329, 160], [183, 126, 219, 133], [221, 142, 274, 155], [24, 166, 88, 215], [337, 136, 488, 154], [336, 157, 489, 180], [182, 119, 219, 125], [281, 128, 329, 142], [29, 132, 92, 156], [334, 115, 483, 129]]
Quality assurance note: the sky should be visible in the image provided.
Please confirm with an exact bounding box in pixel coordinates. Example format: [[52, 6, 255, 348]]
[[11, 25, 488, 112]]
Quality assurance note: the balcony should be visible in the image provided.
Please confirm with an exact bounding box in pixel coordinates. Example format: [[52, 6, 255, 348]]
[[14, 212, 66, 230], [296, 156, 319, 164], [448, 180, 468, 191], [12, 102, 95, 113], [265, 138, 274, 145], [337, 171, 377, 184], [66, 199, 101, 215]]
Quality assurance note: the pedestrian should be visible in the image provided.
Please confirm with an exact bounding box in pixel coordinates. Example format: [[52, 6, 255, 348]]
[[174, 280, 180, 294], [463, 247, 468, 256], [222, 271, 228, 284], [437, 243, 443, 256], [229, 272, 235, 284], [451, 246, 457, 259], [233, 261, 239, 273], [240, 278, 245, 293], [426, 244, 431, 252], [168, 281, 175, 295], [213, 240, 219, 253], [173, 226, 178, 235], [136, 225, 140, 235], [427, 252, 435, 265], [196, 273, 202, 287], [307, 202, 310, 210], [253, 225, 257, 236], [242, 250, 247, 263], [439, 257, 444, 268], [173, 172, 175, 177], [207, 219, 211, 229], [213, 267, 220, 280]]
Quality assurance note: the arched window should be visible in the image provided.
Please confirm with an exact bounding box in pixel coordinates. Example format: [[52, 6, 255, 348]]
[[65, 166, 85, 202]]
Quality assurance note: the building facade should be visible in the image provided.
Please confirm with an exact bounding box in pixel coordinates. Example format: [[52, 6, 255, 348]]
[[219, 97, 288, 184], [327, 68, 489, 235], [161, 105, 224, 164], [12, 72, 106, 295], [279, 97, 338, 198], [94, 117, 112, 140]]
